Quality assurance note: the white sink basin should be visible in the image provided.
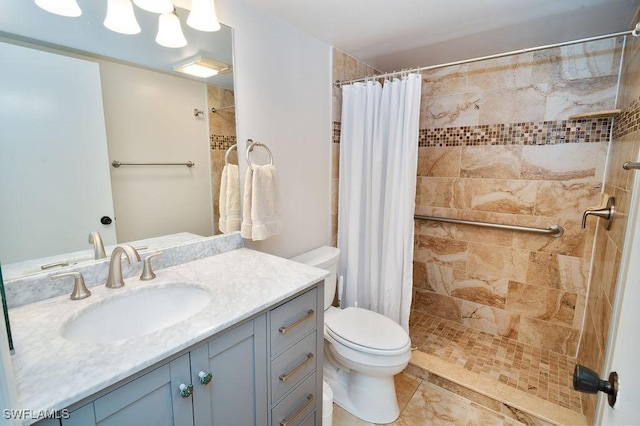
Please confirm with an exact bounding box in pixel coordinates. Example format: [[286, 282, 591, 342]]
[[62, 284, 211, 343]]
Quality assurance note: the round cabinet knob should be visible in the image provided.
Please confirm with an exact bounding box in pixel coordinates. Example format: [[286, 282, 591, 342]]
[[179, 383, 193, 398], [100, 216, 113, 225], [198, 371, 213, 385]]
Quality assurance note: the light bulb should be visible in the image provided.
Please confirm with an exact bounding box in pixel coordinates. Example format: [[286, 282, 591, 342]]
[[133, 0, 173, 14], [104, 0, 141, 35], [156, 11, 187, 48], [34, 0, 82, 17], [187, 0, 221, 32]]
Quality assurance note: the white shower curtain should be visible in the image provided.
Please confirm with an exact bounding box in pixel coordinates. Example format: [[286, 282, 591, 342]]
[[337, 74, 421, 332]]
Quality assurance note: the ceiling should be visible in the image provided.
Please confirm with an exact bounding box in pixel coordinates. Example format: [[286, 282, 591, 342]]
[[247, 0, 640, 72]]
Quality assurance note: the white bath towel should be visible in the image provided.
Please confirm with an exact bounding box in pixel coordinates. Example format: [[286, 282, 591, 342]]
[[241, 164, 282, 241], [219, 164, 241, 233]]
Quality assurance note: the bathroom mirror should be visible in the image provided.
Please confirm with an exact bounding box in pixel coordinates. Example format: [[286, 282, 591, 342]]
[[0, 0, 238, 278]]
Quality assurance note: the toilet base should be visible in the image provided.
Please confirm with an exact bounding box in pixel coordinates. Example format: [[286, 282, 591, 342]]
[[323, 362, 400, 424]]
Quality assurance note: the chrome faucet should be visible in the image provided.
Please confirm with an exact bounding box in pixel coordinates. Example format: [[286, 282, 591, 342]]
[[106, 244, 141, 289], [88, 231, 107, 260]]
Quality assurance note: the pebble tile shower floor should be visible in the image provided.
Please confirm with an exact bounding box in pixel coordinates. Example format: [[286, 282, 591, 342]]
[[409, 310, 582, 414]]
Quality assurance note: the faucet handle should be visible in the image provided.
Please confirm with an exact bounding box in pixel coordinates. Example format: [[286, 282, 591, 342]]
[[582, 195, 615, 230], [140, 252, 163, 281], [51, 272, 91, 300]]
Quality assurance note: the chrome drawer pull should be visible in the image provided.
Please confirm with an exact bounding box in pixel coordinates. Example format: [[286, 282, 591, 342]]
[[279, 310, 314, 334], [279, 353, 314, 382], [280, 394, 314, 426]]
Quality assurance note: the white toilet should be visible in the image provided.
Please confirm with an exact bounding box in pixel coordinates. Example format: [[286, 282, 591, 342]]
[[291, 246, 412, 424]]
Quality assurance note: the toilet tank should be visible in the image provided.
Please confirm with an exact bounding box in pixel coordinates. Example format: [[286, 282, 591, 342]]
[[290, 246, 340, 310]]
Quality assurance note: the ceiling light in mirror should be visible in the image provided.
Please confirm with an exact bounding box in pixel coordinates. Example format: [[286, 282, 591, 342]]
[[104, 0, 141, 35], [34, 0, 81, 17], [156, 10, 187, 48], [133, 0, 173, 14], [187, 0, 221, 32], [173, 56, 229, 78]]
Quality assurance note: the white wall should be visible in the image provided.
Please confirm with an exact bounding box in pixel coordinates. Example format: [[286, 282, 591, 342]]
[[218, 0, 333, 258], [99, 61, 214, 242]]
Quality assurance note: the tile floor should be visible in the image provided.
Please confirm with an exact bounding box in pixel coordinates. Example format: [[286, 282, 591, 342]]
[[330, 310, 583, 425], [408, 311, 581, 413]]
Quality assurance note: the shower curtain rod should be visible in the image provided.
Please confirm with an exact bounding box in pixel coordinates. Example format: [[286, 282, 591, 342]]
[[334, 26, 638, 86]]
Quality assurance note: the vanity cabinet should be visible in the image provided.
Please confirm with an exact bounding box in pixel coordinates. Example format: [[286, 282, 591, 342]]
[[269, 287, 323, 426], [61, 319, 266, 426], [45, 282, 323, 426]]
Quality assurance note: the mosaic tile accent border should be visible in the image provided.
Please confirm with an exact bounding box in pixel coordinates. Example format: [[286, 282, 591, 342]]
[[332, 118, 612, 147], [332, 121, 341, 144], [613, 95, 640, 139], [210, 134, 236, 150]]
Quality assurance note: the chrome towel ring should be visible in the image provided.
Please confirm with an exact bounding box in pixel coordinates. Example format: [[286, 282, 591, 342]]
[[224, 143, 237, 165], [246, 139, 274, 171]]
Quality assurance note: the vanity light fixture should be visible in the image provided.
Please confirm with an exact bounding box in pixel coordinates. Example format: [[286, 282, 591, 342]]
[[156, 9, 187, 48], [104, 0, 141, 35], [187, 0, 221, 32], [173, 56, 229, 78], [34, 0, 82, 17], [34, 0, 222, 47], [133, 0, 173, 14]]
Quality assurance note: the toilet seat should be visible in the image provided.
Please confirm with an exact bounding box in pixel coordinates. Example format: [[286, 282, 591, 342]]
[[325, 307, 411, 356]]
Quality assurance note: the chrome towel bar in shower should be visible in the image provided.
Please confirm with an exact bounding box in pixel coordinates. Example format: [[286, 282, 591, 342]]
[[111, 160, 195, 168], [414, 215, 564, 238]]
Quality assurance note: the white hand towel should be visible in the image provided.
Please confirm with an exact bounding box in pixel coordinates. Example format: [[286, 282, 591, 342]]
[[241, 164, 282, 241], [218, 163, 240, 233]]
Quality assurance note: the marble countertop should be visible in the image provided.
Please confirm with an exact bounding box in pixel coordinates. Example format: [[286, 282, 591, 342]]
[[7, 248, 328, 419]]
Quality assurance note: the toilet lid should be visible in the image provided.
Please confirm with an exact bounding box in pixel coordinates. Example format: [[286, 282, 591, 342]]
[[325, 307, 410, 352]]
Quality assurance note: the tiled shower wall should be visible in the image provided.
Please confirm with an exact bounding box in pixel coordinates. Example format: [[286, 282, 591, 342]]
[[208, 85, 236, 234], [577, 23, 640, 422], [332, 38, 623, 357]]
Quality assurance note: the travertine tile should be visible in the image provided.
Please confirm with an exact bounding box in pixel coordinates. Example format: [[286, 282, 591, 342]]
[[534, 179, 601, 221], [416, 235, 468, 269], [479, 85, 547, 124], [423, 92, 481, 128], [412, 290, 461, 322], [505, 281, 576, 327], [460, 145, 522, 179], [518, 317, 579, 356], [449, 270, 508, 309], [454, 178, 538, 215], [468, 53, 534, 90], [409, 311, 584, 416], [545, 76, 618, 119], [521, 143, 600, 181], [416, 176, 456, 208], [422, 65, 468, 97], [468, 242, 529, 282], [393, 381, 506, 426], [418, 146, 461, 177], [461, 301, 520, 339]]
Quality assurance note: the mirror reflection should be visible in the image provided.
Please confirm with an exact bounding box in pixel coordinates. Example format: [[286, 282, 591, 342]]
[[0, 0, 238, 280]]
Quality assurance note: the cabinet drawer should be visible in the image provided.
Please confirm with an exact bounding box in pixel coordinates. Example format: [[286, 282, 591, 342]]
[[271, 288, 318, 356], [272, 372, 317, 426], [272, 331, 317, 402]]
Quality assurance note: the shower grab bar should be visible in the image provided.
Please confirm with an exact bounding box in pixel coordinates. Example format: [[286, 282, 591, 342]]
[[112, 160, 195, 168], [414, 215, 564, 238]]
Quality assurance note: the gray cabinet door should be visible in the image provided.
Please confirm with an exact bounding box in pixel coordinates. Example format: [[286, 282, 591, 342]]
[[63, 354, 193, 426], [191, 318, 267, 426]]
